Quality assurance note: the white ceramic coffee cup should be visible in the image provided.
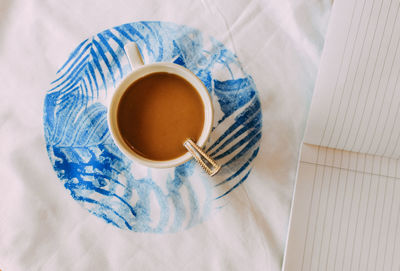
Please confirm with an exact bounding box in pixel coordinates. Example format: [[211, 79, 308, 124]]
[[107, 43, 214, 169]]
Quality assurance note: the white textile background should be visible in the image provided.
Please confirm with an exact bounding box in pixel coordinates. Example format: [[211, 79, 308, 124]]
[[0, 0, 330, 270]]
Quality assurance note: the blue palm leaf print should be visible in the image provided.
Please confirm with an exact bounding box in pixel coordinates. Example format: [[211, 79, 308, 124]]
[[43, 21, 262, 232]]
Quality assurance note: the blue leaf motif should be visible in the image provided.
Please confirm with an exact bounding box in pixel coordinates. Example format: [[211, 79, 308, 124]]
[[43, 21, 262, 232]]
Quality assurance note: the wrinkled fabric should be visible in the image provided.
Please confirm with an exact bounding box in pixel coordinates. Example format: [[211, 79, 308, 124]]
[[0, 0, 331, 270]]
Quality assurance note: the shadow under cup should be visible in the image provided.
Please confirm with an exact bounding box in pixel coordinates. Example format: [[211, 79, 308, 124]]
[[108, 63, 213, 169]]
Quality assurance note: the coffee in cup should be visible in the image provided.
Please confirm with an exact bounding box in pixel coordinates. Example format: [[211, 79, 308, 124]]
[[117, 72, 205, 161], [108, 43, 220, 175]]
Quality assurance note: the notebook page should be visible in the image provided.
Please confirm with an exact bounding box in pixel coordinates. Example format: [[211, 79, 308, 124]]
[[283, 144, 400, 271], [304, 0, 400, 159]]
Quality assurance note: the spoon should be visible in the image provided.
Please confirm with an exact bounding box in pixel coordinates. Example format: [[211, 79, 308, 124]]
[[183, 139, 221, 176]]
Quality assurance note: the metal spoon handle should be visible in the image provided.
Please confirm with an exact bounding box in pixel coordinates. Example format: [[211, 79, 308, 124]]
[[183, 139, 221, 176]]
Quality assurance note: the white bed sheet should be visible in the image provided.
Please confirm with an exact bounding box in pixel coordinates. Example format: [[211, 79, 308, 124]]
[[0, 0, 331, 270]]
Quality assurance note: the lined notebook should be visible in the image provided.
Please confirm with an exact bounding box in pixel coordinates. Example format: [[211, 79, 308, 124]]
[[283, 0, 400, 270]]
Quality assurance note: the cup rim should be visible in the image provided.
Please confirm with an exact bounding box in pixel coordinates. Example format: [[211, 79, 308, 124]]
[[107, 62, 213, 168]]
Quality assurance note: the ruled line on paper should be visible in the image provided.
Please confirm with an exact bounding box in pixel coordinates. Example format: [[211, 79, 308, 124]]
[[353, 0, 400, 156], [297, 158, 400, 270], [299, 0, 361, 267], [301, 144, 400, 179], [283, 0, 400, 269], [300, 161, 400, 180], [304, 0, 400, 160], [322, 0, 378, 149], [346, 0, 400, 155]]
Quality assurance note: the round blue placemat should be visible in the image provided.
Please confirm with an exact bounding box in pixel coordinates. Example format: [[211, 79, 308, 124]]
[[43, 21, 262, 233]]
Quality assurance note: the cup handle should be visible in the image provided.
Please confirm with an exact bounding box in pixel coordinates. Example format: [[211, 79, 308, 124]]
[[124, 42, 144, 70]]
